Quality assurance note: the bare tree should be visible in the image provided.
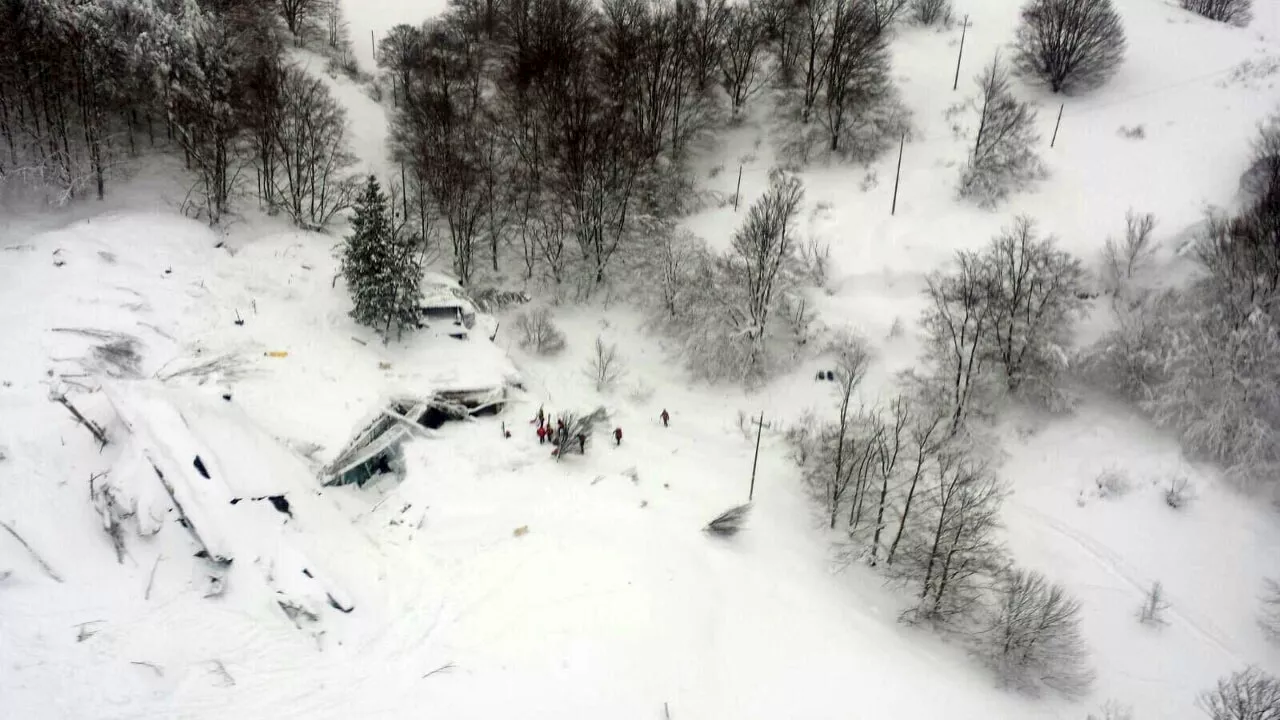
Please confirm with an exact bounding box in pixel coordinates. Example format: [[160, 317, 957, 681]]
[[1102, 209, 1157, 296], [820, 0, 892, 155], [731, 169, 805, 339], [867, 395, 909, 566], [271, 65, 357, 230], [976, 567, 1095, 698], [811, 332, 872, 529], [1181, 0, 1253, 27], [585, 335, 626, 391], [1198, 667, 1280, 720], [900, 452, 1005, 623], [960, 54, 1043, 207], [866, 0, 911, 35], [1013, 0, 1126, 94], [911, 0, 953, 26], [279, 0, 322, 39], [515, 308, 567, 355], [922, 251, 995, 433], [1138, 580, 1170, 626], [984, 216, 1086, 400], [720, 2, 769, 117], [885, 403, 947, 566]]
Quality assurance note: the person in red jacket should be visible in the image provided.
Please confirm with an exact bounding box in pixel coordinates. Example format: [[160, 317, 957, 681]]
[[537, 424, 547, 444], [613, 427, 623, 446]]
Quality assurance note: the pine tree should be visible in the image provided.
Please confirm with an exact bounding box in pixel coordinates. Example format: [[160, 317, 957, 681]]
[[341, 176, 423, 341]]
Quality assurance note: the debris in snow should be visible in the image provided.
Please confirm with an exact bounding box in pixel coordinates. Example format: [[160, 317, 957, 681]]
[[129, 661, 164, 677], [193, 456, 210, 479], [204, 575, 226, 598], [90, 471, 131, 563], [208, 660, 235, 687], [279, 598, 319, 625], [0, 520, 64, 583], [51, 393, 109, 448], [222, 393, 232, 401], [233, 309, 244, 326], [267, 495, 292, 517], [513, 525, 529, 538], [703, 504, 752, 538], [421, 662, 456, 680], [351, 336, 368, 346], [144, 555, 162, 600], [325, 592, 354, 613], [74, 620, 103, 642]]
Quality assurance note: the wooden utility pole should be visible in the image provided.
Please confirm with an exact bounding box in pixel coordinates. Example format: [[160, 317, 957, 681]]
[[1050, 103, 1064, 148], [733, 165, 743, 211], [953, 15, 969, 91], [400, 162, 408, 218], [891, 132, 905, 216], [749, 412, 764, 501], [371, 30, 376, 64]]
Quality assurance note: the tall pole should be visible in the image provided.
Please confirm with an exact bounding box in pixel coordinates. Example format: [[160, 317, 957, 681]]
[[733, 165, 743, 212], [891, 132, 905, 216], [1050, 103, 1064, 148], [749, 412, 764, 501], [371, 30, 376, 64], [952, 15, 969, 91]]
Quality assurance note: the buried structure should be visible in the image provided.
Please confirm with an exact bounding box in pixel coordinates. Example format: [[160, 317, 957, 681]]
[[321, 386, 509, 487]]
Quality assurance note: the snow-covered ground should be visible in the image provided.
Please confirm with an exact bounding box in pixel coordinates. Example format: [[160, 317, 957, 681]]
[[3, 0, 1280, 718]]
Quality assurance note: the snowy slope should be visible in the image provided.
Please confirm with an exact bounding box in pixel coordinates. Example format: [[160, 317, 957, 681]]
[[4, 0, 1280, 717]]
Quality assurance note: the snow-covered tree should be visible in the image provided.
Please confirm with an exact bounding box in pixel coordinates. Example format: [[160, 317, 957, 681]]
[[719, 2, 769, 117], [1014, 0, 1126, 94], [271, 65, 358, 229], [1181, 0, 1253, 27], [960, 55, 1043, 207], [341, 176, 423, 341], [1198, 667, 1280, 720], [731, 168, 805, 339], [976, 567, 1095, 697]]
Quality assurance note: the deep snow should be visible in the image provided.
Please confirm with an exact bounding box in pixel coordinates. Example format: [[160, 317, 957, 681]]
[[3, 0, 1280, 717]]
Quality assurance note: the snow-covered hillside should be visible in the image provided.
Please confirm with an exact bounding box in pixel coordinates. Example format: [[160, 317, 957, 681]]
[[2, 0, 1280, 718]]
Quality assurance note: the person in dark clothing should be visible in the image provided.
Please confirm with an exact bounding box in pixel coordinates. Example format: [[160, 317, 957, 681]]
[[660, 409, 669, 427], [577, 433, 586, 454], [613, 427, 623, 446]]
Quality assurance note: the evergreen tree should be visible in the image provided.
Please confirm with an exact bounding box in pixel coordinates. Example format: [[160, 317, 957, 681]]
[[341, 176, 423, 341]]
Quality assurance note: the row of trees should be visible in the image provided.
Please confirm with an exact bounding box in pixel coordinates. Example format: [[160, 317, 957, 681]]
[[1085, 115, 1280, 493], [777, 216, 1094, 695], [0, 0, 359, 228], [377, 0, 910, 291]]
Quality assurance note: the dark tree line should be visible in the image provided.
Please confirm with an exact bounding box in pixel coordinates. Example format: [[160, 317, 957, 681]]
[[380, 0, 903, 290], [0, 0, 358, 228]]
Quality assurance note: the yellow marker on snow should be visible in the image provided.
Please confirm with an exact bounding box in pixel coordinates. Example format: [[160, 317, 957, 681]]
[[265, 351, 288, 358]]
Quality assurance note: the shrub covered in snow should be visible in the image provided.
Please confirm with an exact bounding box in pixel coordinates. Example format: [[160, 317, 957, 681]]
[[920, 216, 1086, 430], [974, 567, 1095, 698], [959, 57, 1045, 207], [515, 308, 567, 356], [1013, 0, 1126, 94], [1181, 0, 1253, 27], [911, 0, 953, 26], [1198, 666, 1280, 720]]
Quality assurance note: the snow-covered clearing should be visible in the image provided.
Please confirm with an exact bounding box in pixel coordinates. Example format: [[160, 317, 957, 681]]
[[3, 0, 1280, 718]]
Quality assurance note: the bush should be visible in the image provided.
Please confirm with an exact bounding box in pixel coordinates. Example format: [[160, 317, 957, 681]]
[[1094, 467, 1132, 499], [1138, 581, 1170, 626], [959, 56, 1045, 207], [584, 335, 626, 391], [515, 308, 567, 355], [911, 0, 952, 26], [1013, 0, 1126, 94], [1181, 0, 1253, 27], [1087, 700, 1134, 720], [975, 567, 1095, 698], [704, 503, 752, 537], [1198, 667, 1280, 720], [1165, 474, 1190, 509], [1101, 209, 1157, 297]]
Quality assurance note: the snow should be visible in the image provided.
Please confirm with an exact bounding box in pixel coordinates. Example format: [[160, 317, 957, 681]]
[[4, 1, 1280, 718]]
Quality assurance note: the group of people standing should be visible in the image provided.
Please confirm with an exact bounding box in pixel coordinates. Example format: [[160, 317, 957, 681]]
[[523, 406, 671, 455]]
